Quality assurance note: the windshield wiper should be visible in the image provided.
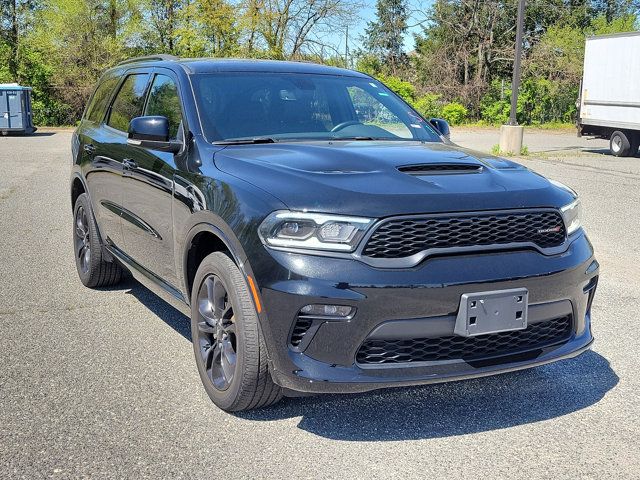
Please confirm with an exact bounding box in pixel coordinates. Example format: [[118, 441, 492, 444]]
[[214, 137, 277, 145]]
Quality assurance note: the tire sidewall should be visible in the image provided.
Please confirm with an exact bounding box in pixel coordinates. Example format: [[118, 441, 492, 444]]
[[73, 194, 101, 286], [190, 252, 254, 411], [610, 131, 630, 157]]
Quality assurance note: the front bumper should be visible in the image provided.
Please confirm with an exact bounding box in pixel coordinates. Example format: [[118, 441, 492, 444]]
[[251, 232, 599, 394]]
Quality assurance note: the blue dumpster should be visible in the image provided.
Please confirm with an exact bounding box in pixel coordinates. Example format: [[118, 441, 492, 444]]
[[0, 84, 37, 135]]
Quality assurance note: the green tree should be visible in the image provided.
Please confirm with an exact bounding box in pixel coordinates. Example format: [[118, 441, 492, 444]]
[[146, 0, 183, 53], [238, 0, 359, 59], [28, 0, 140, 122], [362, 0, 408, 74], [175, 0, 239, 56], [0, 0, 36, 82]]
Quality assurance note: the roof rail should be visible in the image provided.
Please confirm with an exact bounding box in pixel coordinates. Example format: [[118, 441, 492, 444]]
[[117, 54, 178, 66]]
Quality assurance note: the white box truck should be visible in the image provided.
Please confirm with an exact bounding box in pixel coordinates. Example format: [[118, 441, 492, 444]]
[[578, 32, 640, 156]]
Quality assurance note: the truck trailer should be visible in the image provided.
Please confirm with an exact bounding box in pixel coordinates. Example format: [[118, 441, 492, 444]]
[[578, 32, 640, 157]]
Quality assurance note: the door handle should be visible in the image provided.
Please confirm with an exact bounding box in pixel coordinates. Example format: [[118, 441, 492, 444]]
[[123, 158, 138, 170], [83, 144, 96, 154]]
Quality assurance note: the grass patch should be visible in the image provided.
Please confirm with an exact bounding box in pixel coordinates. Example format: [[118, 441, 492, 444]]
[[492, 144, 529, 156], [528, 122, 575, 131]]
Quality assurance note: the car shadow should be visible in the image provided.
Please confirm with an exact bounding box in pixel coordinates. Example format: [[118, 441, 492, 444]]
[[119, 278, 618, 442], [533, 146, 608, 155], [581, 148, 613, 155], [118, 276, 192, 341], [30, 131, 58, 137], [241, 351, 617, 441], [0, 131, 57, 137]]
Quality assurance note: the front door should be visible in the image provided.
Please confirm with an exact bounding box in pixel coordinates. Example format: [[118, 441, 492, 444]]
[[120, 71, 185, 288]]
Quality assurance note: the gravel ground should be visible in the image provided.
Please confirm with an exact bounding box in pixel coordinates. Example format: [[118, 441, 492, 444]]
[[0, 129, 638, 479]]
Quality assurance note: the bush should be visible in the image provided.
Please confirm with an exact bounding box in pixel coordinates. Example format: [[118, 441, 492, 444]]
[[32, 98, 72, 126], [412, 93, 442, 119], [481, 96, 510, 125], [480, 78, 578, 125], [441, 102, 468, 125]]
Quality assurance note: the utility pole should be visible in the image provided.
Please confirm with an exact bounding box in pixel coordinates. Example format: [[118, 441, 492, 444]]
[[509, 0, 526, 126], [345, 26, 349, 68], [499, 0, 526, 154]]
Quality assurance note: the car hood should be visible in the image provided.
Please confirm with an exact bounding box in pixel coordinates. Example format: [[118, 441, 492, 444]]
[[213, 141, 572, 217]]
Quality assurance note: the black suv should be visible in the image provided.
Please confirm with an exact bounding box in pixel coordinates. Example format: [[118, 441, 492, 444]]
[[71, 56, 599, 411]]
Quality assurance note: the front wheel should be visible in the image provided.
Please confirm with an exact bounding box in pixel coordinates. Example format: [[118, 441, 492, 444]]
[[190, 252, 282, 411]]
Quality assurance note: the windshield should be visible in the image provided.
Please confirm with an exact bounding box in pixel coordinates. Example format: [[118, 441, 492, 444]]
[[191, 72, 442, 143]]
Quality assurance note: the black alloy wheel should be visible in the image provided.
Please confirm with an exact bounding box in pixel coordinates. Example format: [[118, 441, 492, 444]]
[[74, 204, 92, 275], [195, 274, 238, 391], [190, 252, 282, 411], [72, 193, 122, 287]]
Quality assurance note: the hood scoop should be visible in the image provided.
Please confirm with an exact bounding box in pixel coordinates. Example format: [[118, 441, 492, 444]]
[[397, 163, 483, 175]]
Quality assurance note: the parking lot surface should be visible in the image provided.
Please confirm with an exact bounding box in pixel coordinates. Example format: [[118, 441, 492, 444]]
[[1, 129, 638, 479]]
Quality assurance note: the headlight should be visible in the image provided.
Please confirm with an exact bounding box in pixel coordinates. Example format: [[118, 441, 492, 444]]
[[561, 198, 582, 235], [259, 211, 374, 252], [550, 180, 582, 235]]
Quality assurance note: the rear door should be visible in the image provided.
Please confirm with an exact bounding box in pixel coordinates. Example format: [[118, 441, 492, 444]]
[[85, 71, 151, 249], [119, 69, 185, 287], [79, 75, 125, 247]]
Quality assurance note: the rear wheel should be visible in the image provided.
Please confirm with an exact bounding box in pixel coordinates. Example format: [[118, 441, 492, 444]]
[[610, 130, 633, 157], [629, 132, 640, 157], [190, 252, 282, 412], [73, 193, 123, 287]]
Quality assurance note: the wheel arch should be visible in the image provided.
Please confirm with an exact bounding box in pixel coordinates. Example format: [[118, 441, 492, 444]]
[[70, 173, 88, 210], [181, 221, 275, 371], [70, 173, 114, 261], [182, 222, 252, 304]]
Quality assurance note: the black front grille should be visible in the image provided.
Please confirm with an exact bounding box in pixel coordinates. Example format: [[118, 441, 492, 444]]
[[356, 315, 572, 365], [362, 211, 566, 259]]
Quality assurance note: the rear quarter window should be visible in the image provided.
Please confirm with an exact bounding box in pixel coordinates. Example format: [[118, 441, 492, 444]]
[[85, 77, 119, 124]]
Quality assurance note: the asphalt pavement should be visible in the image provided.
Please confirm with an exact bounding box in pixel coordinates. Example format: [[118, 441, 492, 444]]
[[0, 128, 638, 479]]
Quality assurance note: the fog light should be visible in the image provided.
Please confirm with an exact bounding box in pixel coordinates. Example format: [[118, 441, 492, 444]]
[[300, 304, 355, 318]]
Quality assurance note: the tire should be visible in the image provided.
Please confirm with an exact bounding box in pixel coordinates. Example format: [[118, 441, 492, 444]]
[[629, 132, 640, 157], [610, 130, 632, 157], [190, 252, 282, 412], [73, 193, 123, 288]]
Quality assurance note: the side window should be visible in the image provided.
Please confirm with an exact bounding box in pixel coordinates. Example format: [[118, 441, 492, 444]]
[[144, 74, 182, 139], [107, 74, 149, 132], [347, 86, 412, 138], [85, 77, 118, 123]]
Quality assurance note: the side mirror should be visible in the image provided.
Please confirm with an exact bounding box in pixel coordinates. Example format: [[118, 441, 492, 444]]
[[429, 118, 451, 140], [127, 116, 182, 153]]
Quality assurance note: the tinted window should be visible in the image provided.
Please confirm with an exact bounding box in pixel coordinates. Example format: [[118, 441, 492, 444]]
[[107, 74, 149, 132], [145, 74, 182, 139], [347, 86, 412, 138], [192, 73, 441, 143], [85, 77, 118, 123]]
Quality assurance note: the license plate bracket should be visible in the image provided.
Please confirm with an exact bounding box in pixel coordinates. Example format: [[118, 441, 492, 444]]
[[454, 288, 529, 337]]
